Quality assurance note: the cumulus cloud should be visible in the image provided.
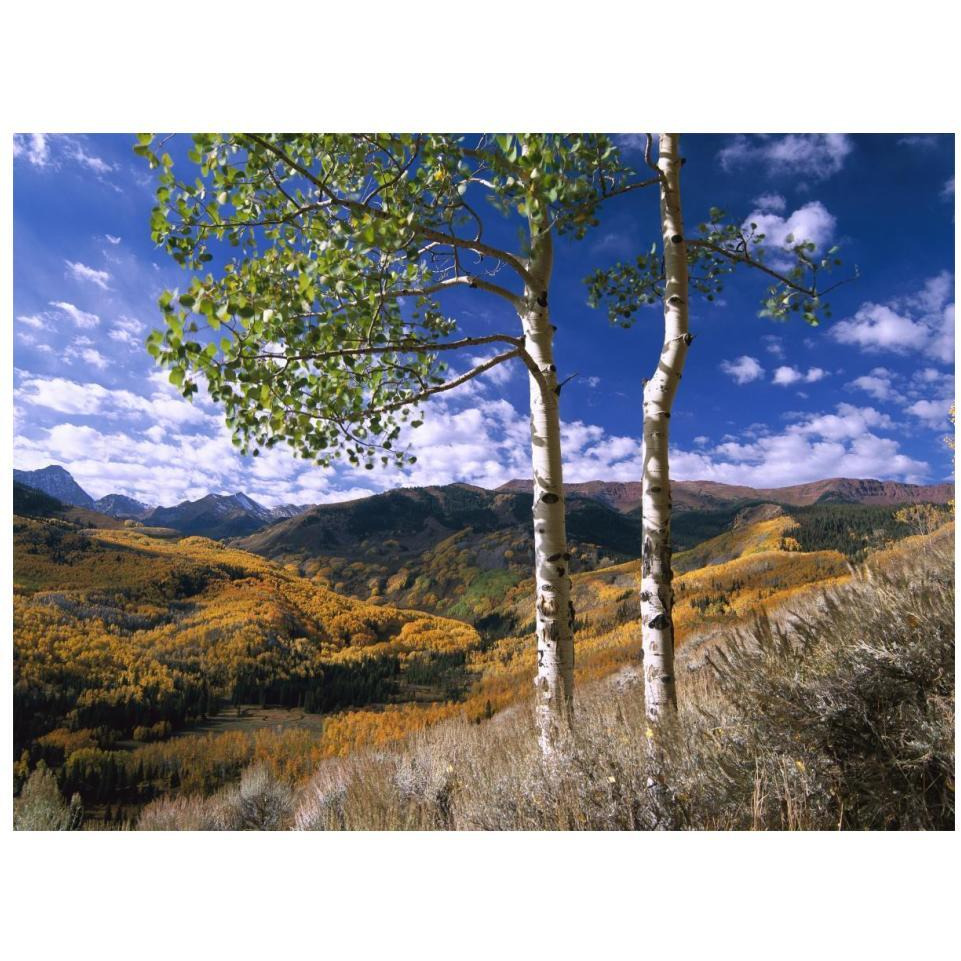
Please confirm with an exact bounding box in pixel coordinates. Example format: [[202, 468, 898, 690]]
[[831, 272, 954, 363], [671, 403, 928, 487], [744, 201, 836, 268], [847, 367, 901, 402], [719, 134, 853, 181], [943, 177, 955, 200], [78, 348, 109, 370], [15, 371, 215, 428], [105, 234, 122, 245], [905, 398, 954, 429], [49, 301, 100, 329], [772, 365, 829, 386], [720, 355, 764, 384], [18, 314, 45, 330], [65, 260, 111, 290]]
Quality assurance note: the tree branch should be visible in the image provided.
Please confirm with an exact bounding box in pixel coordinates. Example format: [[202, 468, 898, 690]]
[[254, 332, 523, 363], [243, 134, 536, 286]]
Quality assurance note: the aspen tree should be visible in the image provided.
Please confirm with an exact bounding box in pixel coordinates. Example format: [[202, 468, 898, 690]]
[[140, 133, 658, 753], [589, 133, 855, 723]]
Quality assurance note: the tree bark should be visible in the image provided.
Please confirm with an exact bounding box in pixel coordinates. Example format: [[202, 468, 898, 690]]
[[641, 133, 690, 724], [521, 229, 575, 755]]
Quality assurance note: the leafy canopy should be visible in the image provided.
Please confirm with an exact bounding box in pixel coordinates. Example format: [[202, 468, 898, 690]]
[[139, 134, 647, 469]]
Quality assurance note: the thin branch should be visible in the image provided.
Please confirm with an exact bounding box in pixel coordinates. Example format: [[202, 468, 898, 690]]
[[688, 239, 822, 296], [292, 348, 522, 421], [253, 332, 523, 363]]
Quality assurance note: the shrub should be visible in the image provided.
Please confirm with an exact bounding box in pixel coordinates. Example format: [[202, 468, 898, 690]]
[[14, 763, 83, 831]]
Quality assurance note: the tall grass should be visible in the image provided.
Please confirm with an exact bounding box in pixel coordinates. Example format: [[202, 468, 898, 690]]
[[127, 532, 953, 830]]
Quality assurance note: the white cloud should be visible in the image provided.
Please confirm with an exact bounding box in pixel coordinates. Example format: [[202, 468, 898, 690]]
[[719, 134, 853, 181], [720, 355, 764, 385], [18, 314, 45, 330], [831, 272, 954, 363], [68, 144, 114, 175], [752, 193, 785, 212], [79, 348, 109, 370], [49, 301, 100, 329], [13, 133, 50, 167], [109, 315, 146, 347], [671, 403, 928, 487], [897, 135, 939, 149], [847, 367, 901, 402], [943, 177, 955, 200], [832, 304, 929, 352], [905, 398, 953, 429], [65, 260, 111, 290], [772, 365, 829, 386], [762, 334, 785, 358], [14, 134, 114, 177], [105, 234, 122, 245], [744, 201, 836, 268], [16, 372, 215, 429]]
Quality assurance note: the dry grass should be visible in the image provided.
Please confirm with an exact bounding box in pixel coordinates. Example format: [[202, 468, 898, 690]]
[[128, 530, 953, 831]]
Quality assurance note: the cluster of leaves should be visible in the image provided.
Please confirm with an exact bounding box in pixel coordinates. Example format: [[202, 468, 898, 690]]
[[137, 133, 651, 469], [586, 205, 850, 328]]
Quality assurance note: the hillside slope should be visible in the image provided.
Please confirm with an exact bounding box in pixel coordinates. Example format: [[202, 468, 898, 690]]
[[234, 483, 640, 625], [14, 513, 479, 760]]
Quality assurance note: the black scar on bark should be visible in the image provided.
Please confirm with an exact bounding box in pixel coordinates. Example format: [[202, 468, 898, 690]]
[[555, 567, 565, 577], [536, 292, 548, 307], [640, 591, 651, 602], [547, 552, 563, 562], [648, 613, 669, 630], [541, 492, 560, 504], [642, 536, 653, 577]]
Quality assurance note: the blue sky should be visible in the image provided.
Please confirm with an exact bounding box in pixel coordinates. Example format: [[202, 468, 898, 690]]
[[12, 133, 955, 508]]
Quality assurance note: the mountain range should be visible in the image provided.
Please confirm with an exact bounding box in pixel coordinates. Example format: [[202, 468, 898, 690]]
[[497, 476, 955, 512], [13, 465, 312, 539], [12, 463, 954, 547]]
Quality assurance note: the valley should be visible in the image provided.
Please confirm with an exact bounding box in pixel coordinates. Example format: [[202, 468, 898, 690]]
[[11, 466, 954, 826]]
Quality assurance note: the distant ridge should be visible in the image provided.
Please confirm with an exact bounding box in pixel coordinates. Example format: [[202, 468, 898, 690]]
[[94, 493, 152, 520], [496, 477, 955, 512], [12, 465, 313, 538], [13, 465, 95, 508]]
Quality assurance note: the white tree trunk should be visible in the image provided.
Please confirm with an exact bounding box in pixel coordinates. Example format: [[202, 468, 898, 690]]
[[521, 231, 575, 755], [641, 133, 690, 724]]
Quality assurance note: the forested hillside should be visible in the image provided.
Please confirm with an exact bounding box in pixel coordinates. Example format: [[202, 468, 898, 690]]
[[132, 523, 955, 831], [15, 474, 954, 828], [234, 483, 641, 625]]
